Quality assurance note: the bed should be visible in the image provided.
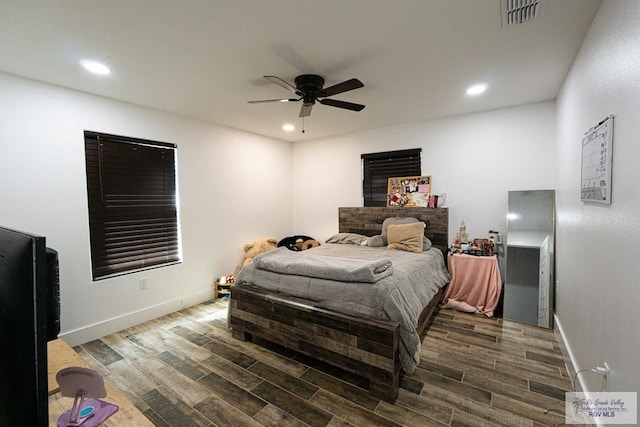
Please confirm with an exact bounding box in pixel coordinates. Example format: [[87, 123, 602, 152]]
[[229, 207, 450, 403]]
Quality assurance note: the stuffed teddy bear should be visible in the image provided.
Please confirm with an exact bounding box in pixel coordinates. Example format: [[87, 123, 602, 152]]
[[234, 237, 278, 277], [296, 238, 320, 251], [277, 235, 320, 251]]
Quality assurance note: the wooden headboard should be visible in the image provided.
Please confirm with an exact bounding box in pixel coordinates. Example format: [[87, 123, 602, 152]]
[[338, 207, 449, 256]]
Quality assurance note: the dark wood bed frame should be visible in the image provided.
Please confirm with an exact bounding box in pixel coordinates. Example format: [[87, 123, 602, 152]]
[[229, 207, 449, 403]]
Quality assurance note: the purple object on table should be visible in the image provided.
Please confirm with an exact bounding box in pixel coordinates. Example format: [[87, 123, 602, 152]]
[[57, 398, 119, 427]]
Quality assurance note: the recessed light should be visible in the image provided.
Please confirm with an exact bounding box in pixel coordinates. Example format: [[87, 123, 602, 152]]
[[80, 59, 111, 76], [282, 123, 295, 132], [466, 83, 488, 96]]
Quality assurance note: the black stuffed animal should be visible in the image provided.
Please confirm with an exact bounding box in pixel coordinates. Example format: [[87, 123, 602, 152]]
[[277, 235, 320, 251]]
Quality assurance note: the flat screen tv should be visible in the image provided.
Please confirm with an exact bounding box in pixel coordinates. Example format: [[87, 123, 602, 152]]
[[0, 226, 60, 426]]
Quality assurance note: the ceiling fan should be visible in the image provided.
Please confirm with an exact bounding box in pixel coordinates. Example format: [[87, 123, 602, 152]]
[[248, 74, 365, 117]]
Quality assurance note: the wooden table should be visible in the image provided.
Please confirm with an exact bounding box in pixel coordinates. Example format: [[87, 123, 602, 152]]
[[47, 339, 153, 426]]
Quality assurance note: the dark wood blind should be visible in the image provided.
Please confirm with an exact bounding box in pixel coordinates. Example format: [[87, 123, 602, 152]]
[[361, 149, 422, 207], [84, 131, 181, 280]]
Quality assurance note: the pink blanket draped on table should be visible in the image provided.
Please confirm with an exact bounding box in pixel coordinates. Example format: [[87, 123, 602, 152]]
[[441, 254, 501, 317]]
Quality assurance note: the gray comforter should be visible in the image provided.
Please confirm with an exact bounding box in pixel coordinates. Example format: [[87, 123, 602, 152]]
[[254, 246, 394, 283], [236, 243, 451, 373]]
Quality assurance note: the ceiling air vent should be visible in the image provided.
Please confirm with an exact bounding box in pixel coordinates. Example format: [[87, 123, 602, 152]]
[[501, 0, 546, 27]]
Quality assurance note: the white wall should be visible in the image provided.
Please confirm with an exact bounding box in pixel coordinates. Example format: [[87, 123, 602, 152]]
[[0, 72, 293, 346], [555, 0, 640, 394], [292, 102, 557, 257]]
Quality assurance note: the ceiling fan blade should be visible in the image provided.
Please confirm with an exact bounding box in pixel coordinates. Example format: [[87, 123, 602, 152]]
[[321, 78, 364, 97], [248, 98, 298, 104], [319, 98, 365, 112], [299, 103, 313, 117], [264, 75, 298, 93]]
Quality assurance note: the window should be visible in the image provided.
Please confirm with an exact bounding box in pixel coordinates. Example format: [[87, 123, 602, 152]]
[[84, 131, 181, 280], [361, 148, 422, 206]]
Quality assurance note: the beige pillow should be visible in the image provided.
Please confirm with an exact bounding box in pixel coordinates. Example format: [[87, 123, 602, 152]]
[[386, 222, 425, 253]]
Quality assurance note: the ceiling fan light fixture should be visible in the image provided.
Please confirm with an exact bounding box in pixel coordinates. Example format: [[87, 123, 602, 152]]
[[466, 83, 488, 96], [248, 74, 365, 118], [80, 59, 111, 76]]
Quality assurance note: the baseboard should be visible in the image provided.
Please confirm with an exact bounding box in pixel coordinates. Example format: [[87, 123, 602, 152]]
[[58, 288, 214, 347], [554, 314, 598, 426], [553, 314, 578, 387]]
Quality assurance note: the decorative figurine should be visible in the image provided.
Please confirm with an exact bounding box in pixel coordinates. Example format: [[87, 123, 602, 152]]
[[458, 220, 469, 243]]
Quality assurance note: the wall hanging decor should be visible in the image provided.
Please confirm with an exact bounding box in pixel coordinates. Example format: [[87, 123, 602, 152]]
[[581, 115, 613, 204], [386, 175, 432, 207]]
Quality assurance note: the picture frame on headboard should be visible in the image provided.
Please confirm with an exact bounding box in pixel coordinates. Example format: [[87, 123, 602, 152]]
[[386, 175, 432, 207]]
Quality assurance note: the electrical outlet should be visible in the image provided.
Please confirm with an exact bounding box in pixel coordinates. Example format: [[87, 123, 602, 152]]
[[139, 278, 148, 290], [594, 362, 609, 375], [593, 362, 610, 390], [489, 231, 502, 245]]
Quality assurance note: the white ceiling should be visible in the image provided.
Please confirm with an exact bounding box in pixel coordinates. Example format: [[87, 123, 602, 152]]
[[0, 0, 602, 142]]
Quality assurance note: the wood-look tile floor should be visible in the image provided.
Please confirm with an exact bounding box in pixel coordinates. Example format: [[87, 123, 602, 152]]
[[75, 301, 576, 426]]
